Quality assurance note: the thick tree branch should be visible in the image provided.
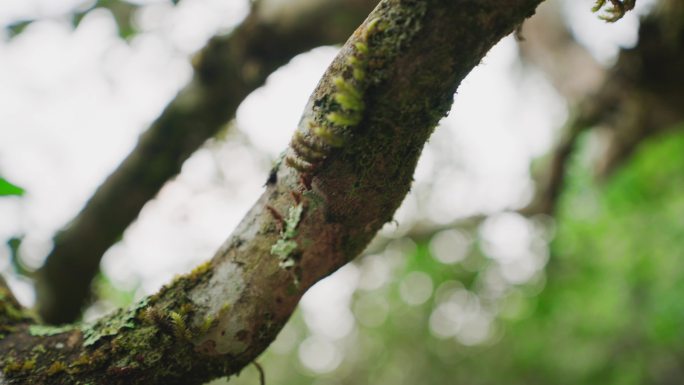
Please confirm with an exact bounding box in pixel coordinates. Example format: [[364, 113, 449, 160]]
[[2, 0, 542, 383], [35, 0, 378, 325]]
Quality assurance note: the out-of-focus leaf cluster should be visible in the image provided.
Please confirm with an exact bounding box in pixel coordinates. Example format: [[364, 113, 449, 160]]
[[0, 177, 24, 197]]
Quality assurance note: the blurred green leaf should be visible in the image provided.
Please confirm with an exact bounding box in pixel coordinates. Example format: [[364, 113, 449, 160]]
[[0, 177, 25, 196], [4, 19, 34, 40]]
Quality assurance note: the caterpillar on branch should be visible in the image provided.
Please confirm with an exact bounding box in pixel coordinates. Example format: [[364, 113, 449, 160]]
[[285, 18, 384, 177]]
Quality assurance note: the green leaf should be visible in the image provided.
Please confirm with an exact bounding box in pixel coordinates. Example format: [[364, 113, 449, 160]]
[[0, 177, 25, 196], [6, 20, 33, 38]]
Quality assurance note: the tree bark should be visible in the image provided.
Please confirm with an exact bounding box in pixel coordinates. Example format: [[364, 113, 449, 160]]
[[2, 0, 542, 383]]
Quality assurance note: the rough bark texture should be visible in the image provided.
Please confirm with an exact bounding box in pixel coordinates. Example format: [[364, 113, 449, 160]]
[[2, 0, 542, 383], [35, 0, 378, 325]]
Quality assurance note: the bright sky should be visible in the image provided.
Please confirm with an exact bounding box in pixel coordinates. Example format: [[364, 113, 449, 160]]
[[0, 0, 650, 375]]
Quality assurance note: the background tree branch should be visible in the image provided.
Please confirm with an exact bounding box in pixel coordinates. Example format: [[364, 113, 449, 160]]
[[520, 0, 684, 216]]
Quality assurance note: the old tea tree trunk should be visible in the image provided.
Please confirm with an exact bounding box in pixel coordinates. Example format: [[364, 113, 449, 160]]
[[0, 0, 541, 384]]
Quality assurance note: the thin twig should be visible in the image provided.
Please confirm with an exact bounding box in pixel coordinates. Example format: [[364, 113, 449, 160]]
[[253, 361, 265, 385]]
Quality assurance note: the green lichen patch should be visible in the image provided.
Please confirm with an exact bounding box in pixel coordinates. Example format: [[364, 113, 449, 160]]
[[271, 239, 298, 265], [81, 297, 149, 347], [271, 203, 304, 267], [284, 203, 303, 238]]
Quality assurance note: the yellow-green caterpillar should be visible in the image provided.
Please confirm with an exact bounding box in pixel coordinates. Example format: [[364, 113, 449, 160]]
[[286, 18, 383, 175]]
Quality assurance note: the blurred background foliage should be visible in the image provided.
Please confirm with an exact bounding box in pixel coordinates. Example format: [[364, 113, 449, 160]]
[[5, 0, 140, 39], [2, 0, 684, 384], [222, 128, 684, 385]]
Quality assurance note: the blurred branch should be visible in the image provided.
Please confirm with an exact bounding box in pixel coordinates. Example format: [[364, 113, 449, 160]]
[[591, 0, 684, 177], [1, 0, 543, 383], [515, 1, 605, 216], [525, 96, 611, 215], [519, 0, 684, 216], [35, 0, 379, 325], [518, 0, 605, 104]]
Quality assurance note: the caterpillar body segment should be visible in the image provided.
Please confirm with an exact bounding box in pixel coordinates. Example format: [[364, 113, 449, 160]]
[[312, 124, 346, 148], [291, 131, 328, 162], [284, 18, 383, 178], [285, 155, 316, 173]]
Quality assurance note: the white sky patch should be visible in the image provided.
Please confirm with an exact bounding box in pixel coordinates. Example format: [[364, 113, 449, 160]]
[[237, 46, 340, 156], [300, 264, 359, 340], [298, 335, 342, 374]]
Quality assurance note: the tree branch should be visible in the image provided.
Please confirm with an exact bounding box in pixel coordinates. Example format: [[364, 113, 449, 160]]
[[593, 1, 684, 177], [3, 0, 542, 383], [35, 0, 378, 325], [521, 0, 684, 215]]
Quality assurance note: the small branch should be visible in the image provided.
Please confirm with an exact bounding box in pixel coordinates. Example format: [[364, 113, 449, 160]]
[[253, 361, 265, 385], [525, 110, 594, 216]]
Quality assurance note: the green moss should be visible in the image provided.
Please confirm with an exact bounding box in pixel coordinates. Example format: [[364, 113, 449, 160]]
[[46, 361, 67, 376], [326, 111, 362, 127], [200, 314, 216, 335], [3, 357, 22, 374], [169, 311, 191, 340], [22, 358, 36, 371], [188, 261, 212, 280], [81, 297, 149, 346], [312, 125, 345, 147]]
